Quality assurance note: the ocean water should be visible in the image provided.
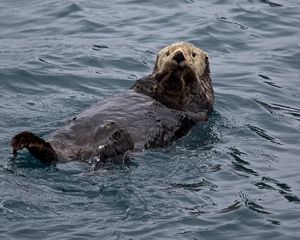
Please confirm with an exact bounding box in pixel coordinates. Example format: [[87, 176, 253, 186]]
[[1, 0, 300, 239]]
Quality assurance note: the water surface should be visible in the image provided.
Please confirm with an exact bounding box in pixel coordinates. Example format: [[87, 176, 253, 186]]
[[1, 0, 300, 239]]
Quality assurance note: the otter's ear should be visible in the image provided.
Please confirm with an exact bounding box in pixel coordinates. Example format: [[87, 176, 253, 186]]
[[153, 54, 159, 73], [203, 53, 210, 76]]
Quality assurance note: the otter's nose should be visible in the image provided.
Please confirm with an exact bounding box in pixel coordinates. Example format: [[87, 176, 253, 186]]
[[173, 51, 185, 64]]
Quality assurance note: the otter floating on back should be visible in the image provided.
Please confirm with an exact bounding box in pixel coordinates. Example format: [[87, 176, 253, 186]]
[[11, 42, 214, 170]]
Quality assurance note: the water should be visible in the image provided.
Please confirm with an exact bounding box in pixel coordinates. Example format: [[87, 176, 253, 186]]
[[1, 0, 300, 239]]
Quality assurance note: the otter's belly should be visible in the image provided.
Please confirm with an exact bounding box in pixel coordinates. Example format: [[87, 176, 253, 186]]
[[48, 90, 195, 161]]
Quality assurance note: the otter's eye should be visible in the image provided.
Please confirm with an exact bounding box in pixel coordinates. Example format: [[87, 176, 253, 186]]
[[166, 51, 170, 56], [192, 52, 196, 58]]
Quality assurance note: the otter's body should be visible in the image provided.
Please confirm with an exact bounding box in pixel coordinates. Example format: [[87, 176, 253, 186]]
[[11, 42, 214, 169], [49, 89, 197, 163]]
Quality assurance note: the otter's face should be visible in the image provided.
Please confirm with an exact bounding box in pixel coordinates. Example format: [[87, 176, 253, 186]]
[[153, 42, 210, 98]]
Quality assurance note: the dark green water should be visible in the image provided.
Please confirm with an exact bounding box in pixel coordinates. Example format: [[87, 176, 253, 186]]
[[1, 0, 300, 239]]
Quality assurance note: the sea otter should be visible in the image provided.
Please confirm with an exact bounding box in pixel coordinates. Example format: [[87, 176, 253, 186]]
[[11, 42, 214, 169]]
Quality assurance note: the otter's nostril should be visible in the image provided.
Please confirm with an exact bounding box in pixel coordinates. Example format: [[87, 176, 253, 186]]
[[173, 51, 185, 64]]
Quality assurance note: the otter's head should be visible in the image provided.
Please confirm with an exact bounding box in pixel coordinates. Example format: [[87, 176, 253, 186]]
[[152, 42, 214, 112]]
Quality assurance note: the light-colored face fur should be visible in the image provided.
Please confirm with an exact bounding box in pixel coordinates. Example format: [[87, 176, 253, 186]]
[[152, 42, 213, 112], [154, 42, 208, 79]]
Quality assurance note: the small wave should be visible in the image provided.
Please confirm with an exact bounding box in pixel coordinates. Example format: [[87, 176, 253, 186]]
[[248, 124, 281, 145], [239, 191, 272, 215], [172, 179, 218, 192], [50, 3, 83, 19], [255, 99, 300, 121]]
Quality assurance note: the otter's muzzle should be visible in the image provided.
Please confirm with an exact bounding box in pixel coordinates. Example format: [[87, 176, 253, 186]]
[[173, 51, 185, 64]]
